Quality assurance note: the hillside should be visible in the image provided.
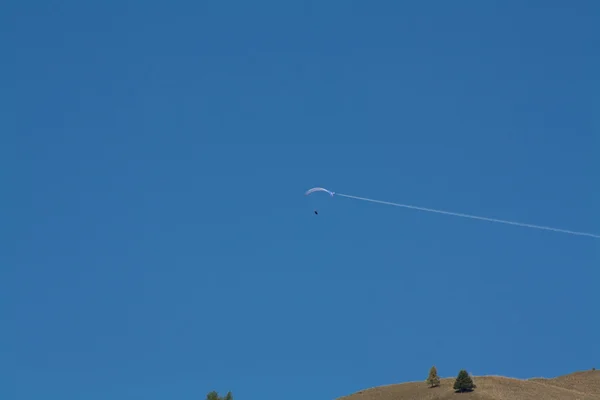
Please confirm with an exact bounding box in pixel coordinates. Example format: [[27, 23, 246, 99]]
[[337, 370, 600, 400]]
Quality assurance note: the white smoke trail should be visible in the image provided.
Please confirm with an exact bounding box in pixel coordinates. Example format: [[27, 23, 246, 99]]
[[334, 192, 600, 239]]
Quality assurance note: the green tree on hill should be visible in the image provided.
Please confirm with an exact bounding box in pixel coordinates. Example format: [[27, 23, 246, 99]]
[[206, 391, 233, 400], [206, 391, 219, 400], [426, 365, 440, 388], [453, 369, 476, 392]]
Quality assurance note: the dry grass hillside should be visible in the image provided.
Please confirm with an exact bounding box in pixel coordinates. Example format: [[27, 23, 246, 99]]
[[337, 369, 600, 400]]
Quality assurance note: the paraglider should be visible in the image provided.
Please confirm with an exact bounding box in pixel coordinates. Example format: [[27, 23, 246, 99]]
[[305, 187, 334, 215]]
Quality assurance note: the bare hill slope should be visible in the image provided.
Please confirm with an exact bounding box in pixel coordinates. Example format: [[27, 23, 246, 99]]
[[338, 370, 600, 400]]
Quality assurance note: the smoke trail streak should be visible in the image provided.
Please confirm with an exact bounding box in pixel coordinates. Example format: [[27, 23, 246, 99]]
[[334, 192, 600, 239]]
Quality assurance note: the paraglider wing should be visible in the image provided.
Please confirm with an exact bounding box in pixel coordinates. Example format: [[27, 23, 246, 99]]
[[305, 187, 335, 197]]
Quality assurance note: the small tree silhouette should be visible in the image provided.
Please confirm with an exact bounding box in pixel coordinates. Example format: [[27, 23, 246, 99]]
[[453, 369, 475, 392], [206, 391, 233, 400], [206, 391, 220, 400], [426, 365, 441, 388]]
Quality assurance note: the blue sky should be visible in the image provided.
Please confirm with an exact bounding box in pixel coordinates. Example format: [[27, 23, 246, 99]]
[[2, 1, 599, 399]]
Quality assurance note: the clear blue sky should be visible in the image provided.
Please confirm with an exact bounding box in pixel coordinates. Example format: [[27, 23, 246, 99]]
[[2, 1, 599, 399]]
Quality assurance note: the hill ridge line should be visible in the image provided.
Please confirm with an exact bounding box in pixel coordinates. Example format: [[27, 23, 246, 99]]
[[337, 369, 600, 400]]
